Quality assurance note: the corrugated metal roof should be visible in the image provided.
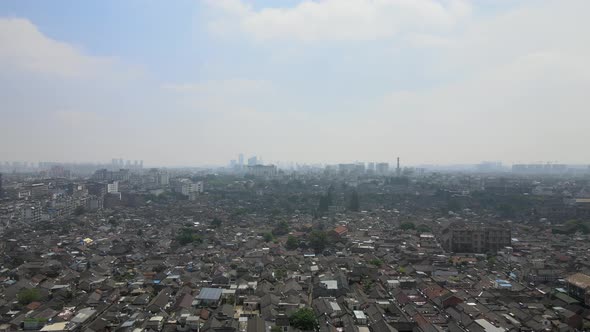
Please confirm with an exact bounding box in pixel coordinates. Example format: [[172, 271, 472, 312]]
[[197, 287, 223, 300]]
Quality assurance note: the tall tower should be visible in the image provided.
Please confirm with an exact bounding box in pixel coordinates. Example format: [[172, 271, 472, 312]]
[[396, 157, 401, 176]]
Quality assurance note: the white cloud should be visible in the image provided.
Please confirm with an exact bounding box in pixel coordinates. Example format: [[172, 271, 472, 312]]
[[372, 53, 590, 164], [2, 0, 590, 166], [163, 79, 272, 97], [0, 18, 115, 77], [205, 0, 471, 42]]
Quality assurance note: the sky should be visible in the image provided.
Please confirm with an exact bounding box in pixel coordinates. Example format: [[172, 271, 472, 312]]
[[0, 0, 589, 167]]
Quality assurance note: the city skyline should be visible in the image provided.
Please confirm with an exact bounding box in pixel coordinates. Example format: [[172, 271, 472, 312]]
[[2, 2, 590, 330], [1, 156, 589, 172], [1, 0, 590, 165]]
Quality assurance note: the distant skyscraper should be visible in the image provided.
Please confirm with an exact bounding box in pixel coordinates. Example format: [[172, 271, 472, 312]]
[[238, 153, 244, 166], [376, 162, 389, 174], [0, 173, 3, 198], [396, 157, 401, 176], [140, 160, 144, 169], [248, 156, 258, 166]]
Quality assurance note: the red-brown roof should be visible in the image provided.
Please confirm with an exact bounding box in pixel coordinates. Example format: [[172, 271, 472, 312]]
[[333, 226, 348, 235]]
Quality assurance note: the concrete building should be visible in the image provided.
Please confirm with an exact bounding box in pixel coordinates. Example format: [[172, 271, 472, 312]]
[[338, 164, 357, 174], [107, 181, 119, 193], [376, 163, 389, 175], [158, 172, 170, 186], [512, 163, 568, 174], [441, 223, 511, 253], [173, 180, 204, 197], [30, 183, 49, 199], [248, 156, 258, 166], [21, 203, 42, 222], [247, 165, 277, 177], [566, 273, 590, 305]]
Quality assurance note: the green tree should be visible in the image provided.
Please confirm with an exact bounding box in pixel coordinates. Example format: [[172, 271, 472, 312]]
[[176, 228, 202, 245], [263, 232, 273, 242], [363, 279, 374, 293], [400, 222, 415, 231], [286, 235, 299, 250], [74, 206, 86, 216], [487, 256, 496, 265], [318, 195, 329, 212], [272, 220, 289, 236], [18, 288, 41, 305], [271, 326, 283, 332], [309, 230, 328, 253], [416, 224, 431, 233], [275, 268, 287, 280], [290, 307, 318, 331], [369, 259, 383, 267], [211, 218, 222, 228], [347, 190, 360, 212]]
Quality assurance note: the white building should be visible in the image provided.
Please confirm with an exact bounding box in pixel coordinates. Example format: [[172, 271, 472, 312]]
[[247, 165, 277, 177], [173, 179, 204, 196], [107, 181, 119, 193]]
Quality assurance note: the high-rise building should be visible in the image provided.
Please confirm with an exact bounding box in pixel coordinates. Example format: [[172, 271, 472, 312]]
[[338, 164, 357, 174], [376, 163, 389, 174], [107, 181, 119, 193], [248, 156, 258, 166], [158, 172, 170, 186], [0, 173, 3, 198], [239, 153, 244, 166], [396, 157, 401, 176]]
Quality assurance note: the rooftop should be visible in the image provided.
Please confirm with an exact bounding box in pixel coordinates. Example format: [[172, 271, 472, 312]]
[[566, 273, 590, 289], [197, 287, 223, 301]]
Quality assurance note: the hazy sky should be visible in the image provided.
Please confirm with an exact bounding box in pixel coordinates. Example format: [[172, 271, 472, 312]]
[[1, 0, 589, 167]]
